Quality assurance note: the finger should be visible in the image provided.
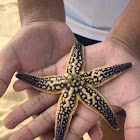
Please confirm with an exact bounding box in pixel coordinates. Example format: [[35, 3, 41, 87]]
[[0, 46, 19, 96], [26, 88, 41, 98], [14, 64, 57, 92], [7, 102, 100, 140], [65, 102, 101, 140], [39, 129, 55, 140], [88, 124, 103, 140], [124, 98, 140, 140], [9, 104, 57, 140], [4, 92, 59, 129]]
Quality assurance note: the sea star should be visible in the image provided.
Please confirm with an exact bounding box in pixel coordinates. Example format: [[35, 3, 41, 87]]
[[16, 43, 132, 140]]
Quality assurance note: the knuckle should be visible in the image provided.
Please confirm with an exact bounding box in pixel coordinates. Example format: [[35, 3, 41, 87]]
[[68, 126, 81, 139], [41, 111, 54, 125]]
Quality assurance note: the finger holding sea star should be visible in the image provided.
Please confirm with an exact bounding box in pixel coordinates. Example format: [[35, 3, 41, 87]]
[[16, 43, 132, 140]]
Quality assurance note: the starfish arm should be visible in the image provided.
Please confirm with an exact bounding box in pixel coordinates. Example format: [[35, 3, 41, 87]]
[[83, 62, 132, 87], [65, 43, 85, 75], [55, 87, 78, 140], [16, 73, 67, 94], [78, 84, 119, 130]]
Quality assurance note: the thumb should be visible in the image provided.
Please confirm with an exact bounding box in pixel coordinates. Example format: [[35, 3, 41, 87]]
[[124, 98, 140, 140], [0, 46, 19, 97]]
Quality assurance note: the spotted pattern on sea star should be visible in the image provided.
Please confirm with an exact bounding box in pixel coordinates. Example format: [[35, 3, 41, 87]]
[[16, 43, 132, 140]]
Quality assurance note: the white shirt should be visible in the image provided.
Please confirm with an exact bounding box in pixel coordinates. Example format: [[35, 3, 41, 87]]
[[64, 0, 130, 41]]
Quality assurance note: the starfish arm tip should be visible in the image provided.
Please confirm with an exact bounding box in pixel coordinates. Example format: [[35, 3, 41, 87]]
[[123, 62, 132, 69], [112, 121, 119, 130], [16, 73, 24, 79], [16, 73, 30, 82]]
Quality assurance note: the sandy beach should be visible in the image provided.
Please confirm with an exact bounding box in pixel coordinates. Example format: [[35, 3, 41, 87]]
[[0, 1, 124, 140]]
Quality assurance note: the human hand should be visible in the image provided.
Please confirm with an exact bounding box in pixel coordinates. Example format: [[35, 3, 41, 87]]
[[4, 40, 140, 140], [0, 20, 77, 97], [0, 19, 78, 139]]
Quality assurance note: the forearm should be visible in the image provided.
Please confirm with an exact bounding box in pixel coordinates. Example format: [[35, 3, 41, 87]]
[[107, 0, 140, 60], [17, 0, 65, 25]]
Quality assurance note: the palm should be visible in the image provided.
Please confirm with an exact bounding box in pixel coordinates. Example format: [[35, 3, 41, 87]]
[[5, 40, 140, 140], [56, 41, 140, 138], [84, 41, 140, 140], [11, 21, 77, 72], [85, 41, 139, 105], [0, 21, 77, 96]]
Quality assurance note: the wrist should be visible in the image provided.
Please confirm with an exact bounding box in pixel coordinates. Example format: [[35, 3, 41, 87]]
[[17, 0, 65, 26], [106, 0, 140, 61], [106, 33, 140, 61]]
